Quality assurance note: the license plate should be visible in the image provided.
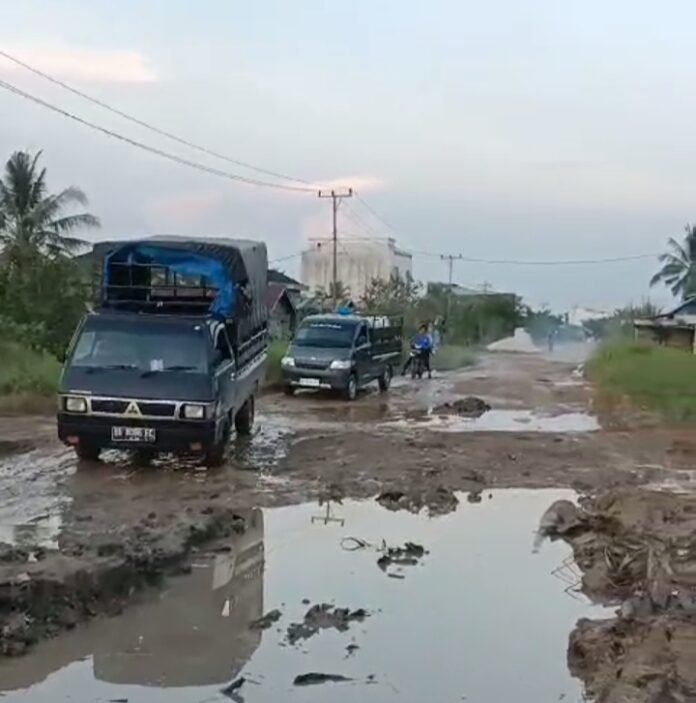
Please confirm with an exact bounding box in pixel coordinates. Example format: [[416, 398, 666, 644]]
[[111, 426, 156, 443], [299, 378, 320, 388]]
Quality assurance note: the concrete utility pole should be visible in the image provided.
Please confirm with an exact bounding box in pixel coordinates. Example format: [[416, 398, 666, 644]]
[[440, 254, 463, 324], [318, 188, 353, 307]]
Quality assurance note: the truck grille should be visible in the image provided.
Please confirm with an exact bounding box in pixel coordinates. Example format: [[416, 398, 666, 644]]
[[90, 399, 177, 417]]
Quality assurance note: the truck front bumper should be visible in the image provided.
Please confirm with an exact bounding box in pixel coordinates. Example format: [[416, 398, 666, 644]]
[[57, 413, 222, 454], [281, 366, 351, 390]]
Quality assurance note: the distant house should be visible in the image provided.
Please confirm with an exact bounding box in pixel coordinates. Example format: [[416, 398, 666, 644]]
[[268, 269, 305, 307], [634, 298, 696, 352], [266, 283, 297, 340]]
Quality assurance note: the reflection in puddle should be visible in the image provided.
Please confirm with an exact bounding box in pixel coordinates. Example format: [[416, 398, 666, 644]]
[[0, 490, 608, 702], [389, 409, 599, 433], [0, 512, 63, 550]]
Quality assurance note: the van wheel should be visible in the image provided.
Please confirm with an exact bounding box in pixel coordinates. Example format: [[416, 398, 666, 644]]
[[378, 365, 392, 392], [344, 373, 358, 401], [235, 395, 255, 435], [75, 443, 101, 462], [205, 417, 231, 468]]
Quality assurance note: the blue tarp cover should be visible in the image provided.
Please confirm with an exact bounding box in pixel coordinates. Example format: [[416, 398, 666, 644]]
[[104, 244, 236, 318]]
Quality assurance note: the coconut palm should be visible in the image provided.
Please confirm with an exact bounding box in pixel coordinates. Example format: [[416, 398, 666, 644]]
[[650, 225, 696, 299], [0, 150, 99, 259]]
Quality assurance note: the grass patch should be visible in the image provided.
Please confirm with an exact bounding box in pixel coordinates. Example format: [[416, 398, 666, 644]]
[[432, 345, 476, 372], [0, 342, 61, 395], [586, 340, 696, 421], [0, 341, 61, 414], [266, 339, 289, 387]]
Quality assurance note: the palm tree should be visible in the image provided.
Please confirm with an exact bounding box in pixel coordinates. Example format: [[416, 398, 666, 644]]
[[0, 150, 100, 260], [650, 225, 696, 299]]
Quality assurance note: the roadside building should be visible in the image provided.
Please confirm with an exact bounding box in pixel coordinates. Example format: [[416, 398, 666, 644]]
[[266, 282, 297, 340], [634, 298, 696, 352], [301, 237, 412, 300]]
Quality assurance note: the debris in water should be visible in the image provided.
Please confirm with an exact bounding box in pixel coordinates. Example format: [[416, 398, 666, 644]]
[[538, 500, 586, 537], [467, 490, 483, 504], [286, 603, 368, 645], [249, 609, 282, 630], [377, 485, 459, 516], [220, 677, 245, 698], [434, 397, 491, 418], [346, 643, 360, 656], [293, 673, 352, 686], [377, 542, 428, 575]]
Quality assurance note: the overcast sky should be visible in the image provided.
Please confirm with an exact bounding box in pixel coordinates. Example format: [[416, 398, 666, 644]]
[[2, 0, 695, 310]]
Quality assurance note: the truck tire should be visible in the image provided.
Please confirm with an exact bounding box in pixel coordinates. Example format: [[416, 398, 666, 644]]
[[235, 395, 255, 435], [283, 385, 295, 396], [344, 373, 358, 401], [378, 364, 392, 392], [75, 443, 101, 462], [205, 417, 231, 468]]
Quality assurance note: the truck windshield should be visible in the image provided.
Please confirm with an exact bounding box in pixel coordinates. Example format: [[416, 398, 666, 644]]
[[295, 322, 355, 348], [70, 319, 209, 373]]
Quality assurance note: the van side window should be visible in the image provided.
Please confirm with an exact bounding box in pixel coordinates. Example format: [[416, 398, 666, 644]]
[[214, 328, 233, 364], [356, 325, 368, 347]]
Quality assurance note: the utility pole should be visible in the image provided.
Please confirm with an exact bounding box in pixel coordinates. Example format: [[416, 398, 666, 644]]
[[318, 188, 353, 307], [440, 254, 463, 328]]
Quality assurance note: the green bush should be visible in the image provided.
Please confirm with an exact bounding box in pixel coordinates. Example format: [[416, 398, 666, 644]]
[[0, 341, 61, 396], [266, 339, 289, 387], [587, 340, 696, 421]]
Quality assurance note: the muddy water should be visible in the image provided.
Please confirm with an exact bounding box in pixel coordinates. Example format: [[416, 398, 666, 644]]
[[1, 489, 609, 702]]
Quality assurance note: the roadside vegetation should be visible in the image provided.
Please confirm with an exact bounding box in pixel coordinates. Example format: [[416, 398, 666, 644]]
[[587, 340, 696, 421]]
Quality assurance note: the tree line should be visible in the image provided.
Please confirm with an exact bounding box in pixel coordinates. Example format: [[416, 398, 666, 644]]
[[0, 151, 98, 358]]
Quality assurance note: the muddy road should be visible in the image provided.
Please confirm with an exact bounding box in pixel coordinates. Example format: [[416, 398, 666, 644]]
[[1, 349, 695, 702]]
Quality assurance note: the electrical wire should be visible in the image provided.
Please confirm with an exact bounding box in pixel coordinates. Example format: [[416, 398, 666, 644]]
[[402, 251, 658, 265], [0, 78, 317, 193], [0, 49, 329, 189]]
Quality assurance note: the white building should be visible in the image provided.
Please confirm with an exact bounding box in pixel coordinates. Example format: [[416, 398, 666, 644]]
[[301, 237, 413, 299]]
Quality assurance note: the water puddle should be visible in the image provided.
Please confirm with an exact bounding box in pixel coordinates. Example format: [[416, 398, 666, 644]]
[[0, 489, 608, 702], [387, 409, 599, 433]]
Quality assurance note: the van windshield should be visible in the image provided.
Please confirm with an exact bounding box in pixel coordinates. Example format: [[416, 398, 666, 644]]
[[70, 318, 209, 373], [294, 322, 356, 348]]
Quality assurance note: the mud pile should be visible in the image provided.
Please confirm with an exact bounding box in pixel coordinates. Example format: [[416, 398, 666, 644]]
[[377, 485, 459, 516], [541, 489, 696, 702], [434, 397, 491, 418], [0, 508, 248, 656]]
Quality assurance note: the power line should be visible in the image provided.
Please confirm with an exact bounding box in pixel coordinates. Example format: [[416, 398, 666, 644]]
[[354, 193, 398, 234], [412, 252, 658, 265], [0, 49, 328, 189], [0, 78, 317, 193]]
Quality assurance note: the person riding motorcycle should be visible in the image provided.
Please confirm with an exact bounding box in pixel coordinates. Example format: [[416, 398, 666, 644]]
[[402, 324, 433, 378]]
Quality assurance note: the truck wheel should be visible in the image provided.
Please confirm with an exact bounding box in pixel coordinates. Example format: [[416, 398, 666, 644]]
[[205, 417, 231, 468], [75, 443, 101, 462], [235, 395, 255, 435], [283, 385, 295, 396], [378, 365, 392, 392], [344, 373, 358, 401], [133, 449, 156, 466]]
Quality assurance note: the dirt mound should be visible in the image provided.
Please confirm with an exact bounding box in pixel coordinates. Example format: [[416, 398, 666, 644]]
[[377, 485, 459, 516], [434, 397, 491, 418], [545, 489, 696, 602], [568, 616, 696, 703], [487, 328, 540, 353], [541, 489, 696, 702]]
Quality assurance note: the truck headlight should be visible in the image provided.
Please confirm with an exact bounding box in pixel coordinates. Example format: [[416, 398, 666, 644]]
[[65, 396, 88, 413], [183, 403, 206, 419], [330, 359, 352, 370], [281, 356, 295, 367]]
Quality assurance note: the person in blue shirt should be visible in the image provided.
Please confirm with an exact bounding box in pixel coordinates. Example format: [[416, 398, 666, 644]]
[[336, 300, 356, 315], [402, 323, 433, 378]]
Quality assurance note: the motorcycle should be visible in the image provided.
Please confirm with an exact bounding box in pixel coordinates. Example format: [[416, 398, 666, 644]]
[[410, 344, 428, 379]]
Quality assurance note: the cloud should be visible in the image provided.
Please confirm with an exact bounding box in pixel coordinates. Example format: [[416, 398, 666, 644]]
[[0, 43, 158, 83], [144, 190, 225, 229], [308, 175, 385, 192]]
